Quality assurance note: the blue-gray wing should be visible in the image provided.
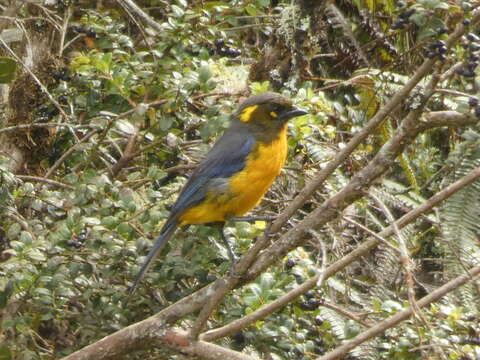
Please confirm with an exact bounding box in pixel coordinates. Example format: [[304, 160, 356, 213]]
[[169, 130, 255, 219]]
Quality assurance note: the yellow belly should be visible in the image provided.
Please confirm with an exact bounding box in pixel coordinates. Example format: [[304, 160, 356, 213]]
[[179, 126, 288, 225]]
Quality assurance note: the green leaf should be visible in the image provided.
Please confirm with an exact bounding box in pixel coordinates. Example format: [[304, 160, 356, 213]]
[[244, 4, 258, 16], [171, 5, 185, 17], [198, 65, 212, 83], [0, 57, 16, 84], [0, 345, 12, 360], [26, 248, 46, 262]]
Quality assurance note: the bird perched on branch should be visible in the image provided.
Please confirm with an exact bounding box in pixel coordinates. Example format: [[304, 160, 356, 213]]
[[131, 92, 307, 292]]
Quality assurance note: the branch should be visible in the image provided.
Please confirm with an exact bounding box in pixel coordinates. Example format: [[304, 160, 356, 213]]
[[244, 71, 467, 280], [61, 10, 480, 358], [61, 278, 230, 360], [116, 0, 164, 33], [62, 165, 480, 359], [16, 175, 73, 190], [0, 123, 97, 134], [44, 129, 100, 178], [108, 130, 139, 178], [269, 10, 480, 234], [201, 166, 480, 342], [316, 265, 480, 360], [420, 110, 478, 130]]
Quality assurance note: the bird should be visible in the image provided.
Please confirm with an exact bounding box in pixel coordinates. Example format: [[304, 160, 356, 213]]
[[130, 92, 307, 292]]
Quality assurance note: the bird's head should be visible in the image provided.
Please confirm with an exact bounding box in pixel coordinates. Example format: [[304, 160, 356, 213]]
[[232, 92, 307, 142]]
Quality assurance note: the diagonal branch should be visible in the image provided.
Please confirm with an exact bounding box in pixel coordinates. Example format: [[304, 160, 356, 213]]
[[269, 9, 480, 234], [316, 265, 480, 360], [200, 166, 480, 342], [61, 164, 480, 359]]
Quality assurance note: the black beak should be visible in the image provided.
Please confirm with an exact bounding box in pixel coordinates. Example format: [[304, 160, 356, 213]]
[[279, 108, 308, 122]]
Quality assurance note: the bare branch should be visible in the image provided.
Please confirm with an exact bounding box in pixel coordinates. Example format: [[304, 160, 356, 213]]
[[201, 166, 480, 342], [316, 265, 480, 360], [16, 175, 73, 190], [0, 123, 97, 135], [269, 10, 480, 234], [116, 0, 164, 33]]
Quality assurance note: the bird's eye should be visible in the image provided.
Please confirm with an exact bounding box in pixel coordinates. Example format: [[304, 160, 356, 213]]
[[272, 104, 284, 112]]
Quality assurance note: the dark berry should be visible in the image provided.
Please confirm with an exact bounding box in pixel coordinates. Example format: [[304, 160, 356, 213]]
[[228, 49, 241, 57], [437, 28, 448, 35], [469, 54, 480, 62], [438, 46, 448, 54], [467, 62, 478, 70], [71, 25, 85, 34], [58, 96, 68, 105], [463, 19, 471, 26], [463, 69, 476, 77], [285, 258, 296, 270], [67, 240, 82, 248], [426, 51, 436, 59], [217, 47, 228, 56], [430, 40, 446, 49], [300, 298, 321, 311], [52, 71, 63, 80], [304, 290, 317, 299], [396, 1, 406, 8], [391, 20, 405, 30], [438, 54, 447, 62], [468, 97, 478, 107], [400, 9, 415, 19], [294, 274, 305, 284], [214, 39, 225, 48], [85, 29, 97, 38], [469, 43, 480, 52], [466, 33, 480, 42]]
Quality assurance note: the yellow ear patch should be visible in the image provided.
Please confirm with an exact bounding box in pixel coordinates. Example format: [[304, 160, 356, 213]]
[[269, 111, 278, 118], [239, 105, 258, 122]]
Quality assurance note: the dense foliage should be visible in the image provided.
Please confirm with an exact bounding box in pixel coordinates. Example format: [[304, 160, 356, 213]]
[[0, 0, 479, 359]]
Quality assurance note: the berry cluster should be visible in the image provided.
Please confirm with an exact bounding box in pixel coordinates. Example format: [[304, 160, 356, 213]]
[[37, 105, 60, 122], [67, 228, 88, 248], [426, 40, 448, 61], [457, 32, 480, 78], [52, 66, 71, 82], [71, 25, 97, 38], [391, 7, 415, 30], [212, 39, 242, 58], [468, 97, 480, 118], [300, 290, 321, 311]]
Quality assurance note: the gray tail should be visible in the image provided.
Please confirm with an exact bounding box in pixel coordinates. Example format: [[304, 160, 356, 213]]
[[129, 220, 177, 294]]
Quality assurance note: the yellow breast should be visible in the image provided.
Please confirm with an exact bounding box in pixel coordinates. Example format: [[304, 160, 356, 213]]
[[178, 125, 288, 225], [227, 125, 288, 216]]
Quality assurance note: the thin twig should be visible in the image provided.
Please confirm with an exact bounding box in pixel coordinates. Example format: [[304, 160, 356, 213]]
[[343, 216, 401, 254], [58, 5, 72, 57], [319, 300, 373, 328], [0, 36, 67, 118], [0, 123, 97, 135], [44, 129, 100, 178], [368, 192, 423, 322], [16, 175, 73, 190]]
